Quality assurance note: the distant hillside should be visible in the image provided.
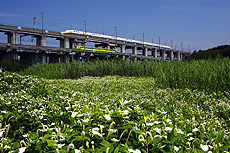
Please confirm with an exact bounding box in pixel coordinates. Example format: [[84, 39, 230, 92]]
[[185, 45, 230, 60]]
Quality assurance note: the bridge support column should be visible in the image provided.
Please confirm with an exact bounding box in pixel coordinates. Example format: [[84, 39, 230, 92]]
[[171, 50, 174, 60], [35, 36, 41, 46], [4, 50, 18, 60], [161, 50, 165, 60], [60, 39, 64, 48], [64, 37, 69, 48], [144, 47, 148, 56], [177, 51, 181, 61], [41, 34, 46, 46], [5, 32, 18, 44], [121, 44, 125, 53], [132, 46, 137, 55], [132, 46, 137, 61], [60, 54, 69, 63], [37, 53, 46, 64], [154, 48, 157, 59]]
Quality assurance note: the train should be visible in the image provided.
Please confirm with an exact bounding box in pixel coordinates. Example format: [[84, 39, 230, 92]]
[[75, 46, 118, 53], [62, 30, 171, 50]]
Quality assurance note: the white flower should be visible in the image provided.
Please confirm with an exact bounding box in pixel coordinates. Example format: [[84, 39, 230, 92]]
[[77, 114, 84, 117], [0, 131, 4, 137], [92, 131, 102, 137], [112, 138, 119, 142], [71, 112, 78, 117], [192, 128, 199, 132], [176, 128, 184, 134], [103, 114, 111, 120], [18, 147, 26, 153], [120, 110, 129, 115], [154, 135, 161, 138], [124, 100, 132, 104], [82, 118, 90, 122], [92, 127, 100, 131], [108, 129, 117, 132], [153, 128, 161, 133], [188, 137, 194, 141], [167, 119, 172, 122], [146, 123, 154, 126], [187, 133, 193, 136], [165, 127, 172, 131], [174, 146, 180, 151], [200, 144, 209, 151], [57, 143, 65, 148], [74, 149, 81, 153], [128, 148, 141, 153], [154, 121, 161, 124]]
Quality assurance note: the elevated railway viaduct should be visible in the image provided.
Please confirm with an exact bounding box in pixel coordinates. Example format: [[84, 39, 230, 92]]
[[0, 24, 190, 65]]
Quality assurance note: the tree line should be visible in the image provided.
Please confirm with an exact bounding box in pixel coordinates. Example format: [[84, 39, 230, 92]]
[[185, 45, 230, 60]]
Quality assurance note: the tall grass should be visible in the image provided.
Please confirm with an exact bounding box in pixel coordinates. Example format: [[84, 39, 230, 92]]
[[19, 58, 230, 93]]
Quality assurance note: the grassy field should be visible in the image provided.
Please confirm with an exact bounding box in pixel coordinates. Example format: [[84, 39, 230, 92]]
[[0, 69, 230, 152], [19, 59, 230, 93]]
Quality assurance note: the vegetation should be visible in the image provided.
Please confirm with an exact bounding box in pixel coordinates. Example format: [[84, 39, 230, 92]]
[[185, 45, 230, 60], [19, 58, 230, 93], [1, 72, 230, 152], [1, 46, 230, 152], [0, 59, 28, 72]]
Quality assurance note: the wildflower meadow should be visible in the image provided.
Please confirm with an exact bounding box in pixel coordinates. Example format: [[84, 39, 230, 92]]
[[0, 59, 230, 152]]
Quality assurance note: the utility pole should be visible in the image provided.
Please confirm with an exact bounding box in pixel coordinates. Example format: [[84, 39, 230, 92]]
[[70, 25, 73, 30], [103, 31, 105, 35], [171, 40, 173, 50], [84, 20, 86, 34], [175, 45, 177, 51], [188, 44, 190, 53], [84, 20, 86, 50], [158, 37, 161, 50], [133, 36, 135, 40], [33, 17, 36, 29], [41, 12, 44, 32], [181, 42, 183, 52], [115, 26, 117, 48]]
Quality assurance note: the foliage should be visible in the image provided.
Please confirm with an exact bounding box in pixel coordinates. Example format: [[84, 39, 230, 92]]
[[0, 73, 230, 152], [185, 45, 230, 60], [0, 59, 29, 72], [19, 58, 230, 93]]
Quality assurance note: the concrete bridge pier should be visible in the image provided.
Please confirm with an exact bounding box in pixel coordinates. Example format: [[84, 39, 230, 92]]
[[64, 37, 69, 48], [48, 54, 60, 63], [34, 35, 46, 46], [132, 46, 137, 61], [19, 52, 46, 65], [160, 50, 165, 60], [60, 53, 69, 63], [0, 50, 18, 61], [121, 44, 126, 53], [177, 51, 181, 61], [5, 31, 18, 44], [170, 50, 174, 60], [143, 47, 148, 56]]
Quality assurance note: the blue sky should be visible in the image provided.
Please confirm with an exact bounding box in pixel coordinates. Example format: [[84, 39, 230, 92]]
[[0, 0, 230, 51]]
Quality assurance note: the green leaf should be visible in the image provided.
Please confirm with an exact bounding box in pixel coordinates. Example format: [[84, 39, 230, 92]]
[[100, 140, 111, 148], [114, 147, 119, 153], [216, 129, 225, 143], [47, 140, 57, 147]]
